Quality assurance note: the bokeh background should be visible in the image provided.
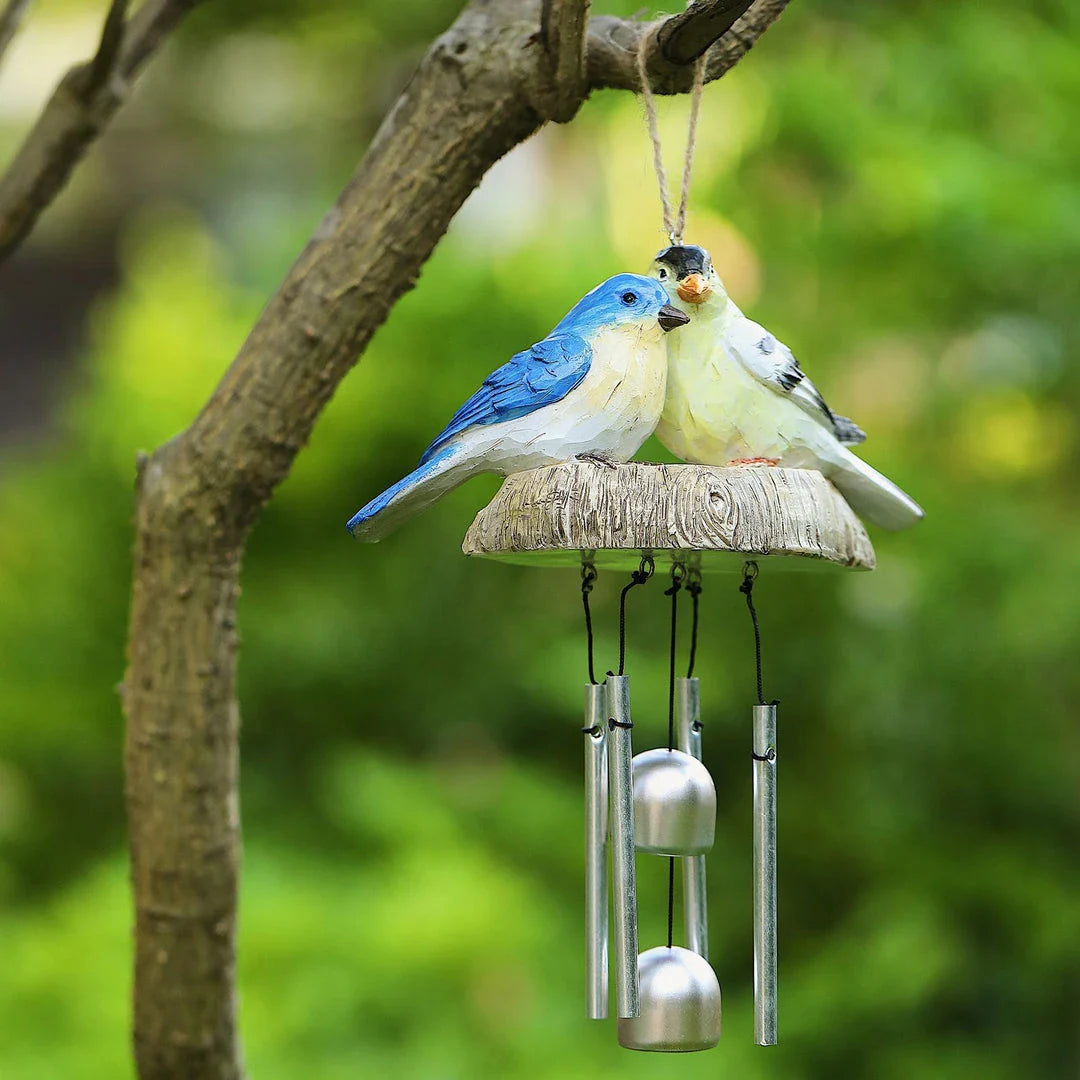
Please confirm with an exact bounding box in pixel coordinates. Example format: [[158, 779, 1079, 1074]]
[[1, 0, 1079, 1076]]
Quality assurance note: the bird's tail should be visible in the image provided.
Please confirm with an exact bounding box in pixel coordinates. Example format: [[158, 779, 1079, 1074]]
[[828, 447, 924, 531], [346, 446, 477, 542]]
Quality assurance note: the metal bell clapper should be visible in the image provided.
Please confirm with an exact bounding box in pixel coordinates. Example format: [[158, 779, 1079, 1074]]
[[618, 946, 722, 1052], [632, 747, 716, 856]]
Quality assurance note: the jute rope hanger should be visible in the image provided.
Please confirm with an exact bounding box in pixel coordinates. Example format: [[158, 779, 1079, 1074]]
[[636, 24, 707, 245]]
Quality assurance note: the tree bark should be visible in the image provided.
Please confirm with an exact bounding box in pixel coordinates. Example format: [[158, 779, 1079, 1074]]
[[121, 1, 792, 1077]]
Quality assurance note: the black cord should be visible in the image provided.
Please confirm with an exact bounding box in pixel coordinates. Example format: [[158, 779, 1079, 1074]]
[[581, 563, 597, 685], [740, 561, 765, 705], [686, 567, 702, 679], [617, 556, 654, 676], [665, 565, 684, 752], [667, 855, 676, 950]]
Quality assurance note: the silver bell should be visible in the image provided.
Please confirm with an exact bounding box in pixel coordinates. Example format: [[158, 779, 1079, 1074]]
[[618, 946, 721, 1052], [632, 748, 716, 855]]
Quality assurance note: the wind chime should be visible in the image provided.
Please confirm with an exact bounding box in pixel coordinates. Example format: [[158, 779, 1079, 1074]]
[[572, 46, 779, 1051], [463, 460, 874, 1048], [580, 553, 775, 1052], [347, 6, 888, 1049], [457, 26, 881, 1025]]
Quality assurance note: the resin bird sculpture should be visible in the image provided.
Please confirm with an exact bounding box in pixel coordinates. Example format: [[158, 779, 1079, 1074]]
[[651, 245, 923, 530], [347, 273, 690, 540]]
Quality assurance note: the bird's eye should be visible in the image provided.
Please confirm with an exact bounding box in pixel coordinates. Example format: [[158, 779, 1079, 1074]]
[[657, 268, 668, 280], [621, 292, 638, 305]]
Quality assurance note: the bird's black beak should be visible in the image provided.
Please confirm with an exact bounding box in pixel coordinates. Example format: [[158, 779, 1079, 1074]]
[[658, 304, 691, 333]]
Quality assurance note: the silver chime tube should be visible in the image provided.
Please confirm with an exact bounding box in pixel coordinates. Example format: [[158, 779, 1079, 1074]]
[[584, 684, 609, 1020], [753, 702, 778, 1046], [676, 676, 709, 960], [606, 674, 639, 1018]]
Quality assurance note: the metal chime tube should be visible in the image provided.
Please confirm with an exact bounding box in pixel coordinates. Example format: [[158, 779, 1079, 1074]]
[[753, 702, 778, 1046], [676, 676, 709, 960], [584, 684, 609, 1020], [606, 674, 639, 1018]]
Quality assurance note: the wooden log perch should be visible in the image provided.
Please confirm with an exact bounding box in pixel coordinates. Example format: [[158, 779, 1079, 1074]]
[[463, 461, 875, 572]]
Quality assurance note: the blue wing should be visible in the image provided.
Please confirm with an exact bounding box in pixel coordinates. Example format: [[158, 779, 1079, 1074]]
[[419, 334, 592, 464]]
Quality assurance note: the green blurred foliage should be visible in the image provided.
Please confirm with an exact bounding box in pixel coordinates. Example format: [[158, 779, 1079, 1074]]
[[1, 0, 1079, 1076]]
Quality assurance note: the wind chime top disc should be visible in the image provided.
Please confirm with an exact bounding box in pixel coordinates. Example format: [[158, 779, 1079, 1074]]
[[462, 460, 875, 574]]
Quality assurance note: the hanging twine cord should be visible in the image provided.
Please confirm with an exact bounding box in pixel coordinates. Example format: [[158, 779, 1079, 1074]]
[[636, 25, 707, 244], [581, 563, 598, 686], [740, 561, 765, 705], [678, 58, 707, 240], [617, 556, 655, 676]]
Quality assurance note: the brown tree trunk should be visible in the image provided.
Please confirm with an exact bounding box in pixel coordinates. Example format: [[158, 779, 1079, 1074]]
[[126, 450, 244, 1077], [120, 2, 791, 1076]]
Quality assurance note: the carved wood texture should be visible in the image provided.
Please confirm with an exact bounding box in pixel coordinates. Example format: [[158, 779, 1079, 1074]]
[[463, 461, 876, 572]]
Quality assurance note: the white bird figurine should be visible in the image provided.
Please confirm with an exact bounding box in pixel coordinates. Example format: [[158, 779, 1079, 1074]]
[[651, 245, 923, 530]]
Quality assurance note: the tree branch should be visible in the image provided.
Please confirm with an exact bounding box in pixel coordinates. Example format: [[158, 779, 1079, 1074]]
[[0, 0, 31, 70], [0, 0, 204, 264], [539, 0, 590, 122], [587, 0, 791, 94], [658, 0, 758, 65], [86, 0, 131, 95], [122, 1, 791, 1077]]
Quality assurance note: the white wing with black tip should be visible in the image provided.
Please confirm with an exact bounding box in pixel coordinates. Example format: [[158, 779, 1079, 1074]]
[[725, 317, 866, 447]]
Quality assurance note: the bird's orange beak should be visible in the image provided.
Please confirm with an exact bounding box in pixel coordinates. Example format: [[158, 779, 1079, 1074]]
[[677, 273, 711, 303]]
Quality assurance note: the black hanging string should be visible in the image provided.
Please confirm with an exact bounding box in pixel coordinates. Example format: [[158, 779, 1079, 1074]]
[[617, 556, 654, 676], [685, 567, 703, 680], [666, 854, 677, 951], [581, 563, 598, 686], [665, 565, 684, 752], [740, 560, 765, 705]]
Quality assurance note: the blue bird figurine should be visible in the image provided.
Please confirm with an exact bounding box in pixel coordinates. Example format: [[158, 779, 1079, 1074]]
[[347, 273, 689, 540]]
